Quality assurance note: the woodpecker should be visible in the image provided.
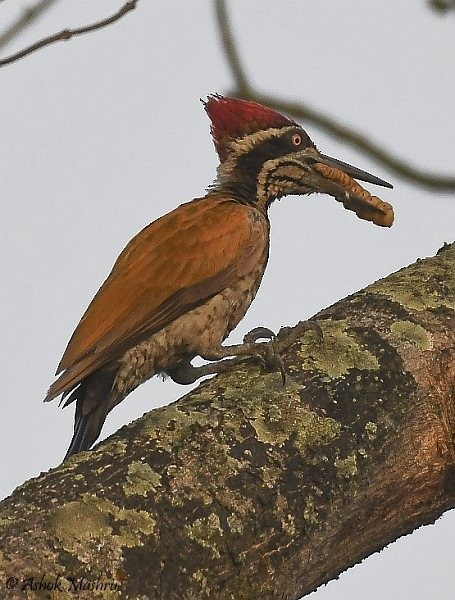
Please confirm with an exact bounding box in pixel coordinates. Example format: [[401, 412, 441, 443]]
[[45, 95, 394, 460]]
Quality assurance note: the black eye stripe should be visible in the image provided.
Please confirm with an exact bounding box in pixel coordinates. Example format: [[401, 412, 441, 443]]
[[235, 130, 309, 176]]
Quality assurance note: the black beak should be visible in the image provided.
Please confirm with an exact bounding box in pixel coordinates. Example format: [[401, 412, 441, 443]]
[[316, 153, 393, 189]]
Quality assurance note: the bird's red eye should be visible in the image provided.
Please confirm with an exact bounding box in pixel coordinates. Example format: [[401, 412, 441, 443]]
[[292, 133, 302, 146]]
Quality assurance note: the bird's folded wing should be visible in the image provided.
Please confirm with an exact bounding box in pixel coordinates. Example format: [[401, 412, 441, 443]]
[[45, 197, 267, 401]]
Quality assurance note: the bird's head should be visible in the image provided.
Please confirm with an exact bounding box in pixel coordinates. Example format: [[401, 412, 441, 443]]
[[204, 95, 394, 227]]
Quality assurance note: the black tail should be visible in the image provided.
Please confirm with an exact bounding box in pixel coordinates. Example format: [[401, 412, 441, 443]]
[[64, 403, 107, 460], [63, 366, 117, 461]]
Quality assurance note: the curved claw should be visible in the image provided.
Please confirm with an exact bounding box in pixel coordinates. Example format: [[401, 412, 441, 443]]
[[295, 319, 323, 342], [243, 326, 277, 344], [253, 342, 286, 387], [278, 320, 323, 352]]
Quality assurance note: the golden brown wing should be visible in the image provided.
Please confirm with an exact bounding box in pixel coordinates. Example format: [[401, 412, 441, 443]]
[[45, 196, 268, 401]]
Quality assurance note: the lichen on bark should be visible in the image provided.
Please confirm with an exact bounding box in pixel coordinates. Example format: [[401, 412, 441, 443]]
[[0, 244, 454, 600]]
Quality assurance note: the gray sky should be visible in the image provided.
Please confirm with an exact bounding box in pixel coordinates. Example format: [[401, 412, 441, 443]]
[[1, 1, 454, 598]]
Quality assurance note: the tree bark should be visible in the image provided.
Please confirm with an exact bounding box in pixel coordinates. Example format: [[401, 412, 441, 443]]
[[1, 244, 454, 600]]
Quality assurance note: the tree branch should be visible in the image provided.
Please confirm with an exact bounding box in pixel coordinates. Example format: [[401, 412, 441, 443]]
[[214, 0, 455, 192], [213, 0, 250, 96], [0, 244, 454, 599], [0, 0, 138, 68], [0, 0, 57, 52], [429, 0, 455, 13]]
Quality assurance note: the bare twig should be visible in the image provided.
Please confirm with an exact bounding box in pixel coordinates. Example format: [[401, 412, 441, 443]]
[[215, 0, 455, 192], [0, 0, 56, 52], [429, 0, 455, 13], [213, 0, 250, 95], [243, 91, 455, 191], [0, 0, 138, 68]]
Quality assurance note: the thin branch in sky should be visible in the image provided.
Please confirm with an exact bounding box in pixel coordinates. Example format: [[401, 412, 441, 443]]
[[428, 0, 455, 13], [214, 0, 455, 191], [213, 0, 250, 95], [0, 0, 138, 68], [0, 0, 57, 52], [246, 92, 455, 192]]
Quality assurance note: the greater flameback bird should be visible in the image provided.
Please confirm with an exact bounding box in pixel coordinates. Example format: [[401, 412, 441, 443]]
[[45, 95, 394, 460]]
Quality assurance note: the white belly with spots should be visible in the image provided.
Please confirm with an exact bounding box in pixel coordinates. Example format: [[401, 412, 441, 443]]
[[113, 263, 266, 401]]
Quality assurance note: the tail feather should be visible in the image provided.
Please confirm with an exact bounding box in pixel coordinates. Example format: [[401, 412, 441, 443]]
[[64, 404, 108, 460], [63, 365, 117, 461]]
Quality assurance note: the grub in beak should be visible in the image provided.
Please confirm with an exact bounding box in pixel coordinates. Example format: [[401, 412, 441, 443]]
[[313, 162, 394, 227]]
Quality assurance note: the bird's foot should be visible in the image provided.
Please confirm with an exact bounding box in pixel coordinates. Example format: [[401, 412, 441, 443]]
[[165, 321, 321, 387], [166, 327, 285, 385], [242, 326, 276, 344], [242, 327, 286, 385], [249, 320, 323, 384]]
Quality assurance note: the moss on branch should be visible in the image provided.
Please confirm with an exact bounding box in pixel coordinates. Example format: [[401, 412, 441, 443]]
[[1, 244, 454, 600]]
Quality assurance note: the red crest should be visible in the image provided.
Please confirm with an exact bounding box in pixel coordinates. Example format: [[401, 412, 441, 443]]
[[204, 95, 296, 159]]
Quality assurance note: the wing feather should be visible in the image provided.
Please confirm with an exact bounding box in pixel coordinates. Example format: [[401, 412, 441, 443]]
[[45, 197, 267, 401]]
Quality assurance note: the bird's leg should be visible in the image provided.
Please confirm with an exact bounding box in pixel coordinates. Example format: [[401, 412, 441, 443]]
[[166, 356, 248, 384], [166, 328, 284, 385], [166, 321, 322, 386]]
